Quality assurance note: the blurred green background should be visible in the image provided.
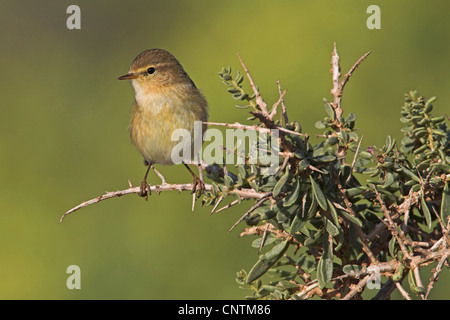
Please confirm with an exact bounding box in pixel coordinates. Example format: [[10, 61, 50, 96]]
[[0, 0, 448, 299]]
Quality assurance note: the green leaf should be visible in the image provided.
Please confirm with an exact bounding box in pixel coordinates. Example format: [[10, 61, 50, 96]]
[[290, 214, 308, 235], [310, 176, 328, 210], [323, 100, 335, 120], [408, 269, 425, 294], [314, 155, 336, 163], [315, 121, 326, 130], [298, 159, 310, 170], [343, 264, 363, 274], [420, 192, 432, 231], [340, 131, 349, 144], [385, 136, 396, 154], [304, 228, 324, 246], [424, 96, 437, 113], [413, 144, 428, 155], [382, 172, 395, 189], [297, 254, 316, 273], [392, 264, 404, 282], [324, 217, 339, 236], [246, 240, 290, 283], [234, 70, 241, 82], [389, 236, 397, 257], [398, 165, 421, 183], [327, 136, 339, 146], [307, 192, 318, 217], [340, 210, 363, 227], [251, 235, 276, 249], [283, 177, 300, 207], [235, 74, 244, 85], [327, 198, 339, 226], [224, 175, 234, 189], [317, 236, 333, 289], [441, 181, 450, 224], [345, 113, 357, 122], [232, 93, 242, 100], [227, 88, 239, 94], [346, 186, 366, 197], [273, 168, 290, 197], [358, 151, 372, 160]]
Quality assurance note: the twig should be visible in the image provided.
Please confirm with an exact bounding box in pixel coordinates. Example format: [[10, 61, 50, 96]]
[[374, 188, 410, 258], [425, 251, 450, 299], [335, 177, 377, 264], [346, 135, 363, 184], [237, 53, 268, 116], [228, 193, 272, 233], [394, 281, 412, 300], [258, 222, 271, 254], [341, 274, 371, 300], [412, 267, 425, 300], [339, 50, 372, 93], [203, 121, 306, 138], [192, 193, 196, 212], [269, 89, 287, 120], [329, 43, 371, 164], [152, 166, 167, 185], [330, 43, 342, 118], [239, 222, 302, 248], [295, 247, 450, 299], [277, 80, 289, 126], [210, 195, 224, 215], [215, 199, 240, 213], [61, 182, 268, 222]]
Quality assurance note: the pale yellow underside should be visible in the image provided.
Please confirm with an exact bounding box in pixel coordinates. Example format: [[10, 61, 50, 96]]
[[129, 83, 208, 165]]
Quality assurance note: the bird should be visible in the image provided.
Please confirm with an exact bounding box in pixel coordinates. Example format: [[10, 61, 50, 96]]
[[118, 49, 208, 199]]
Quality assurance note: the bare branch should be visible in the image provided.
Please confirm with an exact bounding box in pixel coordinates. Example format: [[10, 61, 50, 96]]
[[269, 88, 287, 120], [210, 195, 224, 215], [425, 251, 450, 299], [60, 182, 268, 222], [395, 281, 412, 300], [277, 80, 289, 126], [203, 121, 307, 138], [228, 192, 272, 233], [215, 199, 240, 214], [346, 135, 363, 184], [340, 50, 372, 92], [237, 53, 268, 116]]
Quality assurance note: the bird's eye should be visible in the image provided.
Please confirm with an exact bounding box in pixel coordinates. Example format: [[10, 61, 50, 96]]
[[147, 67, 155, 74]]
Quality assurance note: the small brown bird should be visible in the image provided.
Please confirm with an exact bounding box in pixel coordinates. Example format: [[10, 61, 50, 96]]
[[119, 49, 208, 198]]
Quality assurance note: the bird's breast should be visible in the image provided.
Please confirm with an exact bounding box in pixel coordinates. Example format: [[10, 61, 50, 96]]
[[128, 84, 208, 165]]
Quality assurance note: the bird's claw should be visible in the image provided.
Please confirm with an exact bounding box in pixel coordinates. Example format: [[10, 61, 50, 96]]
[[139, 180, 151, 200], [192, 176, 205, 198]]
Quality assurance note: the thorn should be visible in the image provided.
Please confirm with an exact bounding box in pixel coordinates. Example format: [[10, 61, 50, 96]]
[[128, 179, 133, 188], [215, 199, 239, 214], [228, 193, 272, 233], [210, 196, 224, 215], [258, 223, 270, 254]]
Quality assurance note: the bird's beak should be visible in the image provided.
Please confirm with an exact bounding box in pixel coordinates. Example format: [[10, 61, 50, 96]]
[[118, 73, 138, 80]]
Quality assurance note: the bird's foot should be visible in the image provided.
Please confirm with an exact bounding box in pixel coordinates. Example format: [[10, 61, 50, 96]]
[[192, 176, 205, 198], [139, 180, 151, 200]]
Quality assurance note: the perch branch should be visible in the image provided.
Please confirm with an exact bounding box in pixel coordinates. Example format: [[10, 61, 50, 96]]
[[60, 181, 268, 222], [204, 121, 306, 138]]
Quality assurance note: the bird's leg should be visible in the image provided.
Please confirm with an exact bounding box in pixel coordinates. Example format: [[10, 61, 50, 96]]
[[182, 161, 205, 198], [139, 161, 152, 200]]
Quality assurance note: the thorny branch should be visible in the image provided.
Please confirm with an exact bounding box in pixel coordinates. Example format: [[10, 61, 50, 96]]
[[60, 164, 269, 223], [62, 46, 449, 300]]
